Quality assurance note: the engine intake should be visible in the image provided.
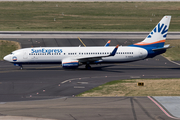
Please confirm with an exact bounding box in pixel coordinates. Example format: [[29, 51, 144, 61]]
[[62, 59, 79, 69]]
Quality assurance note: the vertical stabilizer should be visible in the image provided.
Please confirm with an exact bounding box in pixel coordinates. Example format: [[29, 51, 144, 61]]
[[134, 16, 171, 47]]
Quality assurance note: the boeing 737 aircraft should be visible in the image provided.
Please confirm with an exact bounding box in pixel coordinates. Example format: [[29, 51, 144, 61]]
[[4, 16, 171, 69]]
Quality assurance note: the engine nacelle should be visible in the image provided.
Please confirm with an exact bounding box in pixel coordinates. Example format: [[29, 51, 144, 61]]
[[62, 59, 79, 69]]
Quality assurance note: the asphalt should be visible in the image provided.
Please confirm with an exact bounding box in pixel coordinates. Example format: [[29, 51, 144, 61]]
[[1, 38, 180, 101], [0, 0, 179, 2], [0, 97, 175, 120], [0, 36, 180, 119], [0, 32, 180, 39]]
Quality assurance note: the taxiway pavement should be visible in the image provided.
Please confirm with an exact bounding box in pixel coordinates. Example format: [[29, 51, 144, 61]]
[[0, 97, 175, 120], [0, 34, 180, 119]]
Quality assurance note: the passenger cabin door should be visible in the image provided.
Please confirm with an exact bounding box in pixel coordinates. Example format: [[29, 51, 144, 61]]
[[139, 49, 145, 58]]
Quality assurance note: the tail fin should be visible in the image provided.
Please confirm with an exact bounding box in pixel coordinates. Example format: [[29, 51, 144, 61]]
[[133, 16, 171, 47]]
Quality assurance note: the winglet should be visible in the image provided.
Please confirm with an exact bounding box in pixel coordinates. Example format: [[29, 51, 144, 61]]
[[105, 40, 111, 47], [109, 45, 119, 56]]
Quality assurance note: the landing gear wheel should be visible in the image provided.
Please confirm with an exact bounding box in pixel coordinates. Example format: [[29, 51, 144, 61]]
[[85, 64, 91, 69], [20, 66, 23, 70]]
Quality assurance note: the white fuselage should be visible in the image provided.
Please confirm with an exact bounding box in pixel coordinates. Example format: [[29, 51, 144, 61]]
[[4, 46, 148, 64]]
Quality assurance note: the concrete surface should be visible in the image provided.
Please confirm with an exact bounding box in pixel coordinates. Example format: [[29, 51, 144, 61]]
[[153, 96, 180, 118]]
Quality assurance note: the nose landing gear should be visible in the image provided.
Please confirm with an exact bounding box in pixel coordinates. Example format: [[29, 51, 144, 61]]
[[14, 64, 23, 70], [20, 65, 23, 70]]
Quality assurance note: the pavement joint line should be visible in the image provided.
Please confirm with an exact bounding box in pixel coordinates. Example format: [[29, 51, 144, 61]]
[[163, 56, 180, 66], [0, 102, 6, 104], [0, 70, 22, 73], [34, 66, 62, 69], [0, 66, 63, 73], [77, 82, 88, 84], [61, 76, 94, 84], [147, 96, 180, 119], [61, 75, 129, 84], [74, 86, 85, 88], [130, 76, 141, 79], [61, 75, 112, 84], [3, 96, 69, 103], [61, 75, 180, 85], [118, 63, 171, 68], [61, 78, 80, 84]]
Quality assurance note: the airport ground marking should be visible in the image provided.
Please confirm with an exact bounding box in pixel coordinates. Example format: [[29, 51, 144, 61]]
[[163, 56, 180, 66], [148, 96, 180, 119]]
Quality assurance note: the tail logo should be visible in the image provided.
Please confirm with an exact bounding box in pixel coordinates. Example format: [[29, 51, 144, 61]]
[[147, 23, 168, 38]]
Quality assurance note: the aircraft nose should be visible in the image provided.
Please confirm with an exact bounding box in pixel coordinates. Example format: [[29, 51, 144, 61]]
[[3, 55, 11, 62]]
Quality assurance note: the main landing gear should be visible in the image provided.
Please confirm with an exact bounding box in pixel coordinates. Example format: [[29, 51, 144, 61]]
[[85, 64, 91, 69]]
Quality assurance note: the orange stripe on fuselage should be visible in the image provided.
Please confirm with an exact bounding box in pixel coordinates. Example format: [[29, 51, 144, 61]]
[[63, 61, 78, 64], [134, 40, 165, 46]]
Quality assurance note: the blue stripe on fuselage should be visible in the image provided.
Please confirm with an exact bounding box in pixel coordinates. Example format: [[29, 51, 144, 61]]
[[129, 42, 166, 58]]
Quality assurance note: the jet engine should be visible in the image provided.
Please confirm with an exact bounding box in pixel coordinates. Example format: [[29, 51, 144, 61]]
[[62, 59, 79, 69]]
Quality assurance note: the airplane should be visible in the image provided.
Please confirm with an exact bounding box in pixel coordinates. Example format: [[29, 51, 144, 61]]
[[3, 16, 171, 70]]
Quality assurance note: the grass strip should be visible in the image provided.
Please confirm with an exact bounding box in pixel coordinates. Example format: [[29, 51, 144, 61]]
[[77, 78, 180, 97], [0, 2, 180, 31], [163, 40, 180, 61], [0, 40, 21, 60]]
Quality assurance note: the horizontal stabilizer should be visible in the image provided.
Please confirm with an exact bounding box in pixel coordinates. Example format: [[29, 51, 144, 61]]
[[152, 44, 171, 51]]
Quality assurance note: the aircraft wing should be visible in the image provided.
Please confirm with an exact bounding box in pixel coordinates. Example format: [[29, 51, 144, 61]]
[[77, 45, 119, 63]]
